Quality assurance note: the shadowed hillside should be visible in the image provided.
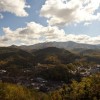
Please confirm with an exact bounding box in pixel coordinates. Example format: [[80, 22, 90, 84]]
[[0, 47, 34, 68], [32, 47, 80, 64]]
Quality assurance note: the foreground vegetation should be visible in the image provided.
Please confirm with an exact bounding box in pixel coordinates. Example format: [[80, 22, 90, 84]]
[[0, 73, 100, 100]]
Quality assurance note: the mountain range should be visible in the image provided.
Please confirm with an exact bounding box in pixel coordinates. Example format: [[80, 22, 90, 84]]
[[0, 41, 99, 68], [10, 41, 100, 51]]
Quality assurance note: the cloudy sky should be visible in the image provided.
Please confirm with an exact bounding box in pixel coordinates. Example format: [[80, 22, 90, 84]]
[[0, 0, 100, 46]]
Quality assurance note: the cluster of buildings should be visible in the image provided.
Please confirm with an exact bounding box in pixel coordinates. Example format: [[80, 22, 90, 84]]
[[0, 64, 100, 92], [70, 64, 100, 77], [0, 68, 63, 92]]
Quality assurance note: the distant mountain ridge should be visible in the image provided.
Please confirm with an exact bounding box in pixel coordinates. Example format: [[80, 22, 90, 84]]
[[11, 41, 100, 51]]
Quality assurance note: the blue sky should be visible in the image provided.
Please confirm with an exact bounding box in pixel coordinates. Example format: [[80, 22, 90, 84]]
[[63, 21, 100, 36], [0, 0, 46, 35], [0, 0, 100, 46]]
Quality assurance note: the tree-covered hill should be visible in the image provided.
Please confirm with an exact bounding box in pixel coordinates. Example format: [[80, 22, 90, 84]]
[[32, 47, 80, 64], [0, 47, 34, 67], [80, 49, 100, 56], [79, 49, 100, 64]]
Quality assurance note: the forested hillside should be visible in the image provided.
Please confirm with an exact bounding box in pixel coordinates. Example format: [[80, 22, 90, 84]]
[[0, 46, 100, 100]]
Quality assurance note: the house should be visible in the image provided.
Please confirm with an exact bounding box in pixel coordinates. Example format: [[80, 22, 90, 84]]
[[0, 70, 6, 74]]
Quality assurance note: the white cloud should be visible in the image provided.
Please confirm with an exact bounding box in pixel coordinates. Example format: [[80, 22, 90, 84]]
[[0, 22, 65, 46], [0, 0, 30, 18], [0, 22, 100, 46], [40, 0, 100, 26], [64, 34, 100, 44]]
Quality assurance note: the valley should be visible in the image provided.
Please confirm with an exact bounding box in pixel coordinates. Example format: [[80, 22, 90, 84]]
[[0, 42, 100, 94]]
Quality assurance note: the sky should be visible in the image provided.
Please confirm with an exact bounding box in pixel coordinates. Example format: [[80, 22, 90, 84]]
[[0, 0, 100, 46]]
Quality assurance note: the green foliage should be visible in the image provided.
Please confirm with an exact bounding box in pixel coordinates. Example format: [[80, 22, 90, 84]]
[[0, 47, 34, 67], [0, 83, 34, 100], [44, 55, 61, 64], [0, 74, 100, 100], [0, 82, 52, 100], [33, 47, 79, 64], [38, 65, 74, 82], [50, 73, 100, 100]]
